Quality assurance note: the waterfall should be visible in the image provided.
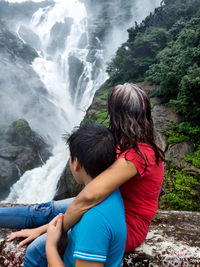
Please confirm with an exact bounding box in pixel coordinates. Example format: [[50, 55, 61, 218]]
[[3, 0, 161, 204]]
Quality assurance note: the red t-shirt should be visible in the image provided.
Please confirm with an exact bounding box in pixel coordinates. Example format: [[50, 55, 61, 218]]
[[119, 143, 164, 252]]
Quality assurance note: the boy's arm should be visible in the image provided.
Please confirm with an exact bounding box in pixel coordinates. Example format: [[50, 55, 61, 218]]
[[76, 259, 103, 267], [46, 214, 66, 267], [46, 246, 65, 267]]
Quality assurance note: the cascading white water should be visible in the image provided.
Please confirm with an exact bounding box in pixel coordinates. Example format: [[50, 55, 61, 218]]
[[4, 0, 105, 203], [3, 0, 161, 204]]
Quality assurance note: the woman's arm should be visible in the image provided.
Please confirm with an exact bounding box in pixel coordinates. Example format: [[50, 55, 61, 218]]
[[63, 158, 137, 232]]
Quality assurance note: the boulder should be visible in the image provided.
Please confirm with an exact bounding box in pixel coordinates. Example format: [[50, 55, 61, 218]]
[[53, 160, 83, 200], [0, 209, 199, 266], [165, 141, 194, 167], [0, 119, 51, 200]]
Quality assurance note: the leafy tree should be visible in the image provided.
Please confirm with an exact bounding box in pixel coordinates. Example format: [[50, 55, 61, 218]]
[[171, 68, 200, 122], [107, 27, 170, 83]]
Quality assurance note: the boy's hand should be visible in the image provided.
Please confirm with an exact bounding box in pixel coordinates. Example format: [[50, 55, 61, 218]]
[[46, 213, 64, 248], [7, 228, 42, 247]]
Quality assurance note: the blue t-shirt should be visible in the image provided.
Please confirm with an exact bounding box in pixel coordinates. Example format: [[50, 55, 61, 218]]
[[63, 189, 127, 267]]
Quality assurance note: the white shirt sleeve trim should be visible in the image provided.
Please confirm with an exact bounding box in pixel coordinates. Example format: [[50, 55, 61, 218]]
[[73, 251, 107, 262]]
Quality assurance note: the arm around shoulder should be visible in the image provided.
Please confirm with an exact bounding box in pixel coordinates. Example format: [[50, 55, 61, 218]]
[[63, 158, 137, 232]]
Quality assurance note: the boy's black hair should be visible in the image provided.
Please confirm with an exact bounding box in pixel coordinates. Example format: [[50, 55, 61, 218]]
[[65, 122, 116, 178]]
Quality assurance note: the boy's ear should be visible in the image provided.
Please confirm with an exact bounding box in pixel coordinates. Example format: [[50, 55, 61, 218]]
[[74, 157, 81, 172]]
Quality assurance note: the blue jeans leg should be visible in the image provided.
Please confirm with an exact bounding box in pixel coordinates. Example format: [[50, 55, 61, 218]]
[[23, 233, 48, 267], [23, 198, 75, 267], [0, 198, 74, 229]]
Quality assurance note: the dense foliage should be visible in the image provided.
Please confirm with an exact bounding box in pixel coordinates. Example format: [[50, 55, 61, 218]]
[[160, 168, 200, 211], [107, 0, 200, 123]]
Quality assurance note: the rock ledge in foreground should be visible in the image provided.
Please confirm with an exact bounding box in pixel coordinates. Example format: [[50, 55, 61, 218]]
[[0, 209, 200, 266]]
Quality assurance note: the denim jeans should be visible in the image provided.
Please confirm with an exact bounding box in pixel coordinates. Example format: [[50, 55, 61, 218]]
[[0, 198, 74, 267]]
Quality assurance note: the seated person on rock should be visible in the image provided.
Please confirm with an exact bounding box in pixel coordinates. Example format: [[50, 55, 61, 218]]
[[8, 122, 127, 267]]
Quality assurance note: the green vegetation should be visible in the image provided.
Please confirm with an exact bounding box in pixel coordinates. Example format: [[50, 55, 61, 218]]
[[185, 145, 200, 168], [90, 110, 109, 128], [150, 101, 159, 109], [13, 119, 29, 133], [160, 168, 200, 211], [99, 89, 109, 100], [106, 0, 200, 124], [161, 121, 200, 146]]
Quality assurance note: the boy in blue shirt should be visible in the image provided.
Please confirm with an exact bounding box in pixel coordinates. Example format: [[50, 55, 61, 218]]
[[46, 122, 127, 267]]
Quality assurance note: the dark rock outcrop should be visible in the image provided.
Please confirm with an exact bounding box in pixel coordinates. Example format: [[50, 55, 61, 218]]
[[0, 209, 199, 266], [47, 18, 74, 54], [53, 161, 83, 200], [0, 20, 38, 64], [68, 56, 84, 102], [0, 119, 51, 200]]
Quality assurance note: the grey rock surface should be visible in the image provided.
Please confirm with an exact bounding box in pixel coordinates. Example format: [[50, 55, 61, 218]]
[[0, 119, 51, 200]]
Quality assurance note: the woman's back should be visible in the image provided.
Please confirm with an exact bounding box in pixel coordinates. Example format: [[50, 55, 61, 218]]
[[119, 143, 164, 252]]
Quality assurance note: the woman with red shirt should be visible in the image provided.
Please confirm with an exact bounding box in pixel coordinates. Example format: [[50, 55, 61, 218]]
[[62, 83, 164, 252]]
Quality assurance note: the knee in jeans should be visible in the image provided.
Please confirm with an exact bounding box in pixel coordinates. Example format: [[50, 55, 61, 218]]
[[30, 202, 54, 226]]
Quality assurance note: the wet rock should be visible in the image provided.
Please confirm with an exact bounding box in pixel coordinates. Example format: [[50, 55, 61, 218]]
[[0, 119, 52, 201], [18, 25, 41, 51], [54, 160, 83, 200], [0, 20, 38, 64], [47, 17, 74, 54], [0, 158, 18, 200], [68, 55, 84, 101]]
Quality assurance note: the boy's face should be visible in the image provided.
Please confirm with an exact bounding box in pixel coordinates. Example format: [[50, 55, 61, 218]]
[[69, 156, 84, 184]]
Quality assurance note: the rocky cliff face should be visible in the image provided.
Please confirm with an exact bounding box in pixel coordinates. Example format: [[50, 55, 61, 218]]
[[0, 6, 62, 143], [0, 119, 51, 201]]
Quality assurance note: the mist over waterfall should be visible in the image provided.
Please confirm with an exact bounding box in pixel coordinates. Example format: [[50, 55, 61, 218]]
[[1, 0, 161, 204]]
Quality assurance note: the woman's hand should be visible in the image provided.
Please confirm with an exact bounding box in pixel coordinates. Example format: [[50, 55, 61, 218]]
[[7, 226, 45, 247], [46, 213, 64, 248]]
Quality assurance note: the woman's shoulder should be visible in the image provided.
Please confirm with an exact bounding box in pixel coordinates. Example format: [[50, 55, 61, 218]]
[[120, 143, 154, 156], [118, 143, 163, 175]]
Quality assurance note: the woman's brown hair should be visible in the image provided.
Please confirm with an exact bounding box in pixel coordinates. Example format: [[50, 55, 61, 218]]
[[107, 83, 164, 172]]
